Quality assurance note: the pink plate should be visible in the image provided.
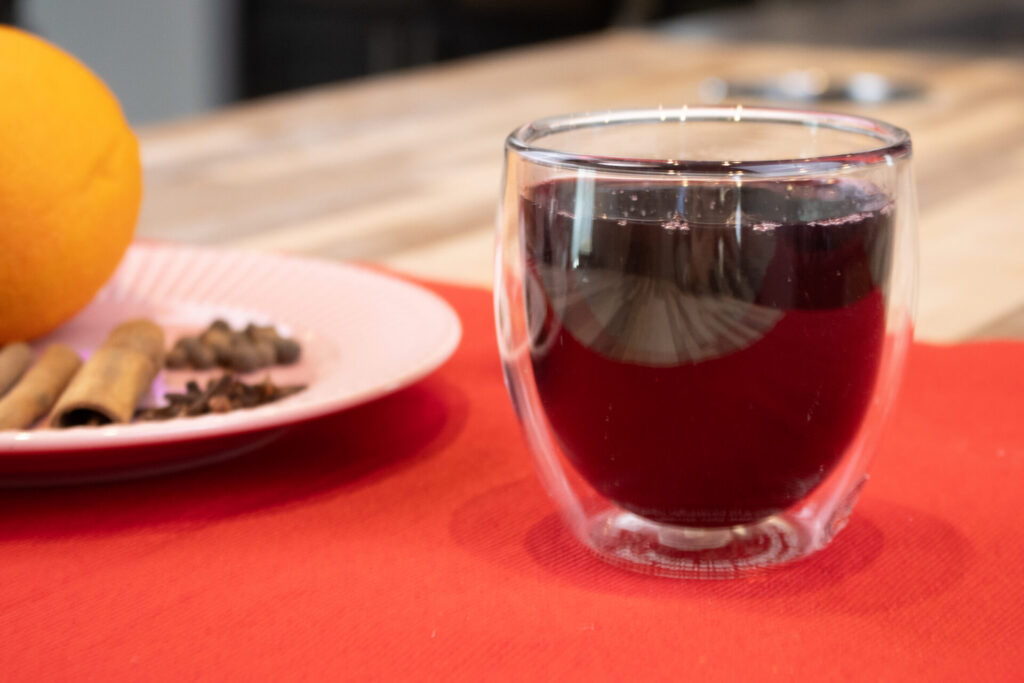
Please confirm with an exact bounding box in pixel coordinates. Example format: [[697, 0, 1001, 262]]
[[0, 243, 461, 483]]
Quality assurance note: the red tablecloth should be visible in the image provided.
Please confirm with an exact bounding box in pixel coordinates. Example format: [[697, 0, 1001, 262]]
[[1, 280, 1022, 681]]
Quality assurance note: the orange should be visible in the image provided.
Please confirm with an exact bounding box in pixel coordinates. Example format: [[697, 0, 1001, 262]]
[[0, 26, 141, 343]]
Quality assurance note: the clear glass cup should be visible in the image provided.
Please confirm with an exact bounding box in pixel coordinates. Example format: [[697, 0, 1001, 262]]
[[495, 106, 917, 578]]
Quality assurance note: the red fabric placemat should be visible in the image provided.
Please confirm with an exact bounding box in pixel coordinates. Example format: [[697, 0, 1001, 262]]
[[0, 280, 1021, 681]]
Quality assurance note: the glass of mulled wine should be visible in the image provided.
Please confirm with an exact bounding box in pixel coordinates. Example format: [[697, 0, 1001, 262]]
[[495, 107, 917, 578]]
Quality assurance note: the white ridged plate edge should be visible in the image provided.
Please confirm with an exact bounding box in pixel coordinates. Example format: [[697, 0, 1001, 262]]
[[0, 243, 462, 453]]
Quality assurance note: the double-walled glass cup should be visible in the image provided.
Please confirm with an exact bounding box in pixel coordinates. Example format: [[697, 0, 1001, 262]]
[[495, 107, 917, 578]]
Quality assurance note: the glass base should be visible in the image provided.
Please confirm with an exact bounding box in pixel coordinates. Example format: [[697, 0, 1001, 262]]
[[585, 509, 818, 579]]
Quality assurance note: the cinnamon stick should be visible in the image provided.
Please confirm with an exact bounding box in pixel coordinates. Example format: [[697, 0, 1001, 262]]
[[0, 344, 82, 430], [51, 320, 165, 427], [0, 342, 33, 398]]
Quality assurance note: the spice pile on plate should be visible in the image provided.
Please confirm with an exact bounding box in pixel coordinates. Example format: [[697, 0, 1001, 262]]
[[0, 319, 306, 432], [136, 375, 305, 421], [167, 319, 301, 372]]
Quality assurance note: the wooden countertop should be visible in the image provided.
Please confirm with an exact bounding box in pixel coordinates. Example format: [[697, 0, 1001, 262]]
[[136, 30, 1024, 343]]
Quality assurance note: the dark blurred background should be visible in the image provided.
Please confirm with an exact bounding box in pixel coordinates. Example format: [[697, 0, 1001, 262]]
[[2, 0, 1020, 124], [236, 0, 733, 98]]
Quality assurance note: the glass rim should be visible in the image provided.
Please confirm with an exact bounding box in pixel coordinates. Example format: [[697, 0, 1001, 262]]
[[506, 105, 912, 177]]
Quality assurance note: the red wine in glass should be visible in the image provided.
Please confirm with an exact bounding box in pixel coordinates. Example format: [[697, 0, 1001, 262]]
[[523, 177, 893, 527]]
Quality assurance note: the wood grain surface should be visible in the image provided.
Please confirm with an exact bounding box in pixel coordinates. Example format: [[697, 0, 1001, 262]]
[[136, 30, 1024, 343]]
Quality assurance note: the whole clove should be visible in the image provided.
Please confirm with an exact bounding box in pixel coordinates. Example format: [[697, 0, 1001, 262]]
[[208, 395, 232, 413]]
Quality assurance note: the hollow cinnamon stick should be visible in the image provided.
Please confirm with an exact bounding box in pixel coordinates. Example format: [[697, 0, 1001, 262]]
[[0, 342, 33, 398], [0, 344, 82, 430], [51, 320, 165, 428]]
